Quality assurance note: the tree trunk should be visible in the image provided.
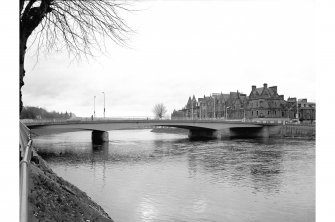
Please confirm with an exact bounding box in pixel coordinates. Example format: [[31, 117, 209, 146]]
[[20, 33, 28, 113], [20, 1, 51, 113]]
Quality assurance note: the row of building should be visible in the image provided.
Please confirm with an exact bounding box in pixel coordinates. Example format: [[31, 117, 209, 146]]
[[171, 83, 316, 122]]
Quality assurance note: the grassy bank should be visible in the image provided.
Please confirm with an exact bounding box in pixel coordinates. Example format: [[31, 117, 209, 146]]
[[27, 149, 113, 222]]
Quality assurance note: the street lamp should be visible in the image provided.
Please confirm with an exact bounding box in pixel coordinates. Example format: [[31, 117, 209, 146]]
[[296, 99, 299, 120], [241, 107, 245, 122], [213, 96, 216, 119], [225, 106, 230, 120], [191, 99, 193, 120], [94, 96, 96, 118], [287, 104, 294, 120], [244, 109, 246, 122], [102, 92, 105, 118]]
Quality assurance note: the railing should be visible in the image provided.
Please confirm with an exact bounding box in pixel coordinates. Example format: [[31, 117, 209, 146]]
[[20, 117, 314, 127], [20, 116, 160, 124], [20, 121, 33, 222]]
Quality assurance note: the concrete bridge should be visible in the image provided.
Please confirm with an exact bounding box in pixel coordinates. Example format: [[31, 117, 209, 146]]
[[24, 119, 283, 143]]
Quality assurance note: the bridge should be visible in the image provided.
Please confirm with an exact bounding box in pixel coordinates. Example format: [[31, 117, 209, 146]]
[[24, 119, 283, 142]]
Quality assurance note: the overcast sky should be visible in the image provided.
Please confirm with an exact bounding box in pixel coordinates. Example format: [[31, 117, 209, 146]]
[[22, 0, 316, 117]]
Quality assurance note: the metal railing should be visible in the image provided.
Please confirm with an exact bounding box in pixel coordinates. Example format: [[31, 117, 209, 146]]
[[20, 121, 33, 222], [20, 116, 160, 124], [20, 117, 314, 127]]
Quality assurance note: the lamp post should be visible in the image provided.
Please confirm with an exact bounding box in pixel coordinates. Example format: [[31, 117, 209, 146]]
[[244, 109, 246, 122], [94, 96, 96, 118], [225, 106, 230, 120], [296, 99, 299, 120], [102, 92, 105, 118], [213, 96, 216, 119], [223, 102, 227, 119], [191, 99, 193, 120], [287, 104, 293, 120]]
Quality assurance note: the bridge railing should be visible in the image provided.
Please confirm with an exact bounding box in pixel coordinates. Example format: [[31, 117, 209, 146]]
[[171, 117, 298, 125], [20, 116, 162, 124], [20, 117, 310, 127], [19, 121, 33, 222]]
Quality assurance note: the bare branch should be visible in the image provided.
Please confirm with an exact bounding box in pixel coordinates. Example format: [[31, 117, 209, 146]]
[[153, 104, 168, 120], [21, 0, 132, 60]]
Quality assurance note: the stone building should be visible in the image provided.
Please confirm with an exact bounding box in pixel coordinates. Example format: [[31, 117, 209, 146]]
[[285, 98, 316, 122], [184, 95, 199, 119], [171, 109, 186, 120], [298, 99, 316, 122], [171, 83, 315, 122], [174, 91, 249, 120], [246, 83, 286, 119]]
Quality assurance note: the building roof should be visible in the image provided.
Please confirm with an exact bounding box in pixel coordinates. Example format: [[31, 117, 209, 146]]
[[250, 84, 278, 98]]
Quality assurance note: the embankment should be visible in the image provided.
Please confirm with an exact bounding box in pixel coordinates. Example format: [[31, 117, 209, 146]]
[[28, 149, 113, 222], [280, 124, 315, 138]]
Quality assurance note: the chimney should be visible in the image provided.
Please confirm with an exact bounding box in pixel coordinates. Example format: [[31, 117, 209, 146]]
[[269, 86, 277, 94], [263, 83, 268, 88], [252, 85, 256, 91]]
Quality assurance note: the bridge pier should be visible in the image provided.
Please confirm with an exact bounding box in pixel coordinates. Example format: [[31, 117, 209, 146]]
[[229, 126, 281, 138], [92, 130, 109, 144], [188, 129, 218, 140]]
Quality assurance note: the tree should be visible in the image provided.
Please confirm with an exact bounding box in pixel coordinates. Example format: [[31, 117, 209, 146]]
[[20, 0, 130, 112], [153, 103, 167, 119], [20, 106, 75, 119]]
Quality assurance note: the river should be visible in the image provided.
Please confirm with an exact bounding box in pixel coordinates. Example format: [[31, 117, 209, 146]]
[[33, 129, 315, 222]]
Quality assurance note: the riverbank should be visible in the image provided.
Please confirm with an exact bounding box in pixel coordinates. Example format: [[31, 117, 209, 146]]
[[28, 148, 113, 222], [280, 124, 315, 139]]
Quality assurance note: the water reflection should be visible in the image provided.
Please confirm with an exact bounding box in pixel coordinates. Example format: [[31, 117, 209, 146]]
[[137, 197, 158, 221], [33, 130, 315, 222]]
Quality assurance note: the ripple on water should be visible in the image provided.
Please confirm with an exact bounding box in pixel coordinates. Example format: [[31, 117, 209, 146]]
[[34, 130, 315, 222]]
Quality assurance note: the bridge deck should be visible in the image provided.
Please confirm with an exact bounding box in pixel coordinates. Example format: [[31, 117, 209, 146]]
[[24, 119, 269, 136]]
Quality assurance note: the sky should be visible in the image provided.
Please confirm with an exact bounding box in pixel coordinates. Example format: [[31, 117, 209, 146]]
[[22, 0, 316, 117], [2, 1, 335, 220]]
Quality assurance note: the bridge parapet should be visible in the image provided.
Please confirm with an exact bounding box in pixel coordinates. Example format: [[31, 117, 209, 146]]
[[22, 117, 290, 128]]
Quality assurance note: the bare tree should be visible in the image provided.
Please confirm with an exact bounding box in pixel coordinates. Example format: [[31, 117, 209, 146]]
[[153, 103, 167, 119], [20, 0, 131, 112]]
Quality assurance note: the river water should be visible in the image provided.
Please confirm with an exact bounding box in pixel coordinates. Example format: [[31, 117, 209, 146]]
[[33, 129, 315, 222]]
